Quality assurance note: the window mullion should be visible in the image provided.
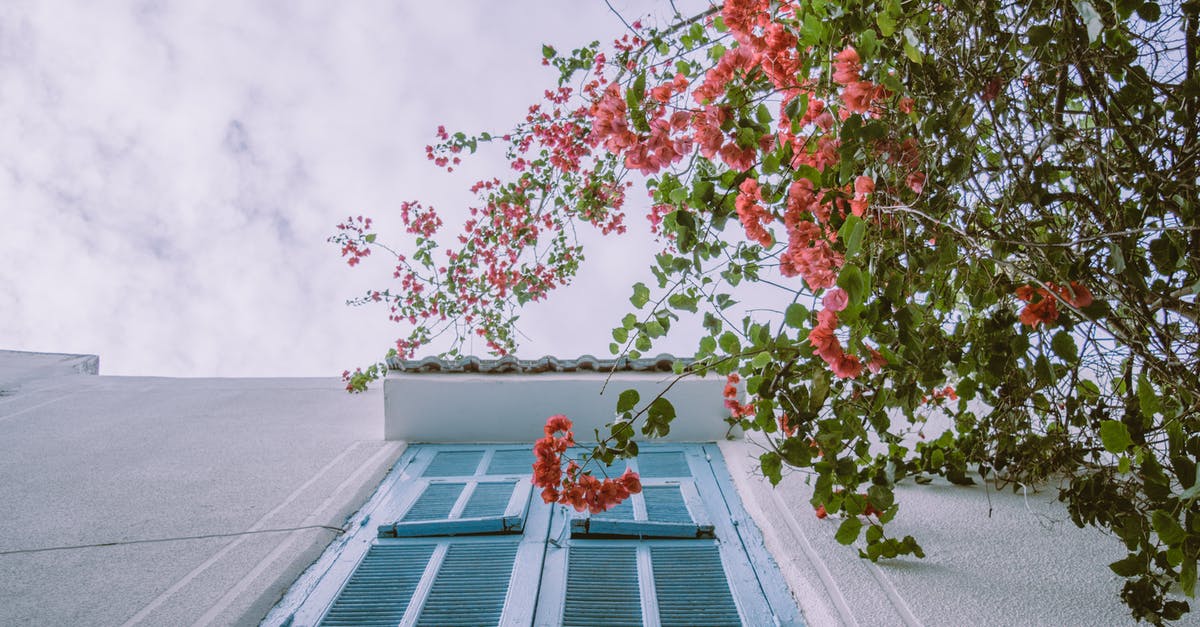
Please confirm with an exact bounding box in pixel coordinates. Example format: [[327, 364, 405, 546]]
[[637, 544, 662, 627], [446, 481, 477, 519], [476, 448, 496, 476], [397, 542, 449, 627]]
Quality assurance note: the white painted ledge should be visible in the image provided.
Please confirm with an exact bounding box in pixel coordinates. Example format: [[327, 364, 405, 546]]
[[384, 370, 731, 442]]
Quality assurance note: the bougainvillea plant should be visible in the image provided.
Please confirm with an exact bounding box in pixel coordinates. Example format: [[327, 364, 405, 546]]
[[331, 1, 1200, 622]]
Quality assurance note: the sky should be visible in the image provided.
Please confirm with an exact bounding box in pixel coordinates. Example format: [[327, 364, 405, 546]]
[[0, 0, 719, 378]]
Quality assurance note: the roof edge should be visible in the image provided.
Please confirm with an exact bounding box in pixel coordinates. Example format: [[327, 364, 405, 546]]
[[388, 353, 690, 374]]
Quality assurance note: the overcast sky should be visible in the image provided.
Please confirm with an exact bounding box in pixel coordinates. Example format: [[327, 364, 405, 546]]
[[0, 1, 725, 377]]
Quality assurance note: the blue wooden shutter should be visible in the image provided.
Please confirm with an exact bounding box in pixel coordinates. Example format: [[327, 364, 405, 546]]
[[315, 446, 544, 626], [561, 545, 644, 626], [557, 540, 743, 626], [422, 450, 485, 477], [636, 451, 691, 477], [650, 543, 741, 627], [319, 544, 435, 626], [401, 483, 465, 521], [379, 447, 532, 538], [413, 542, 519, 626]]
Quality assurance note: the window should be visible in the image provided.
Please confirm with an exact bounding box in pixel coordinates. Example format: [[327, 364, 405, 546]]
[[272, 444, 801, 626]]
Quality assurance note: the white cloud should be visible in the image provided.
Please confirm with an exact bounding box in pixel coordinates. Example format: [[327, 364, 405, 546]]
[[0, 0, 730, 377]]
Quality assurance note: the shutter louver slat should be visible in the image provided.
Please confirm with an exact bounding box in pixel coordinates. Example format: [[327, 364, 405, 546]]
[[650, 544, 742, 627], [402, 483, 465, 521], [460, 481, 517, 518], [486, 449, 534, 475], [562, 545, 643, 626], [319, 544, 435, 626], [643, 485, 692, 523], [637, 452, 691, 478], [415, 543, 518, 626], [422, 451, 484, 477]]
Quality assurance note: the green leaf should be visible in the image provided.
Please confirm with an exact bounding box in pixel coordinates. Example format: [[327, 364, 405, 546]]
[[751, 351, 772, 369], [835, 516, 864, 545], [668, 293, 697, 313], [876, 13, 896, 37], [719, 331, 741, 355], [1051, 331, 1078, 363], [760, 452, 783, 485], [837, 265, 866, 307], [1153, 509, 1186, 545], [858, 29, 878, 59], [1184, 557, 1197, 597], [363, 233, 377, 243], [785, 303, 809, 329], [631, 282, 650, 309], [1137, 1, 1161, 21], [542, 44, 556, 59], [1076, 379, 1101, 401], [796, 164, 823, 186], [617, 389, 640, 413], [839, 215, 866, 259], [1100, 420, 1133, 453], [1109, 554, 1145, 577], [1137, 373, 1160, 417], [612, 327, 629, 343], [902, 29, 923, 64], [1108, 242, 1126, 273], [649, 397, 675, 421]]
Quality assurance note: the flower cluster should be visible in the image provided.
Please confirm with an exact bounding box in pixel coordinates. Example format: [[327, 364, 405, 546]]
[[1015, 281, 1093, 328], [723, 373, 755, 417], [532, 415, 643, 514], [808, 294, 863, 379], [922, 385, 958, 404], [332, 216, 375, 267]]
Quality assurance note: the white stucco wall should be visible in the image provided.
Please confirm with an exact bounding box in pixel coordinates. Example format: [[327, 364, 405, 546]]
[[384, 370, 731, 442]]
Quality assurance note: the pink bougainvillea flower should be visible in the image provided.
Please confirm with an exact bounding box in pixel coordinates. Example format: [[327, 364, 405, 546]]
[[850, 175, 875, 216], [1019, 295, 1059, 327], [1067, 281, 1093, 308], [907, 171, 926, 194], [822, 287, 849, 312], [831, 353, 863, 379], [832, 47, 862, 85], [867, 348, 887, 374], [735, 178, 775, 246]]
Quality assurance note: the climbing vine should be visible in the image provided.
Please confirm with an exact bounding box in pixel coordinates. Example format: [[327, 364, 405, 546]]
[[333, 1, 1200, 621]]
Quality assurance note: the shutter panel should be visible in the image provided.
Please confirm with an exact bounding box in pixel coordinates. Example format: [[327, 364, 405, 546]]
[[415, 542, 519, 626], [319, 544, 435, 626], [422, 450, 485, 477], [459, 481, 518, 518], [380, 480, 529, 538], [562, 545, 643, 627], [642, 485, 692, 523], [651, 544, 742, 627], [402, 483, 465, 521], [286, 446, 551, 627], [636, 452, 691, 478], [486, 449, 534, 475]]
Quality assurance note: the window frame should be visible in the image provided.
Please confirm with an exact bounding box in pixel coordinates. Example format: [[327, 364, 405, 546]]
[[269, 443, 803, 627]]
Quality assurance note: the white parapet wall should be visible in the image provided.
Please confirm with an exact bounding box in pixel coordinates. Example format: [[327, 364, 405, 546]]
[[384, 370, 732, 442]]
